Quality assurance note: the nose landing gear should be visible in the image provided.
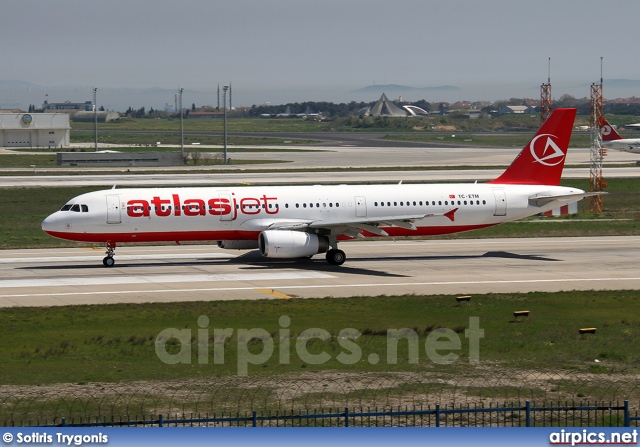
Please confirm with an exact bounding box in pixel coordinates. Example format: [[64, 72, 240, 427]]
[[103, 241, 116, 267]]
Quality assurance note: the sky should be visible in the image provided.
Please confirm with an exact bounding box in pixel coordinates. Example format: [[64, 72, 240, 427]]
[[2, 0, 640, 111]]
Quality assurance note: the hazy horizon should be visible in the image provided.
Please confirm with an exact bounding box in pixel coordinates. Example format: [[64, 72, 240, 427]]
[[2, 0, 639, 111]]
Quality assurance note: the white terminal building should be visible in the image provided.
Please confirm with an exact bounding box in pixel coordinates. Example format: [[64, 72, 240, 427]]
[[0, 113, 70, 148]]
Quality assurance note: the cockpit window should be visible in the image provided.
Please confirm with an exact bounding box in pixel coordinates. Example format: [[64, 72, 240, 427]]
[[60, 204, 72, 211], [70, 204, 81, 212], [81, 205, 89, 212]]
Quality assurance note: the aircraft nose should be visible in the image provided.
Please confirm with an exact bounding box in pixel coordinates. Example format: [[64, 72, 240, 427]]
[[42, 212, 61, 234]]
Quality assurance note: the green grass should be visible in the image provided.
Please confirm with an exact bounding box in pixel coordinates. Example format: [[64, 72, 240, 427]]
[[0, 290, 639, 386], [71, 117, 330, 133], [2, 291, 640, 422]]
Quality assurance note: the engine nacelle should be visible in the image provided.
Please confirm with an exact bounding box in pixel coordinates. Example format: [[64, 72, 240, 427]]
[[259, 230, 329, 258], [216, 240, 259, 250]]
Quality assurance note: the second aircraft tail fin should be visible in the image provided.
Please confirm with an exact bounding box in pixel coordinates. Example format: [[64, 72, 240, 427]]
[[598, 117, 624, 141]]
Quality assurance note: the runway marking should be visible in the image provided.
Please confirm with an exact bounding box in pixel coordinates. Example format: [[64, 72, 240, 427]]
[[0, 271, 335, 289], [0, 253, 234, 264], [2, 276, 640, 299], [255, 288, 293, 299]]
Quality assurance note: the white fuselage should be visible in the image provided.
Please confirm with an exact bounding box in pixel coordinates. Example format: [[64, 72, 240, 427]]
[[602, 139, 640, 154], [42, 183, 584, 244]]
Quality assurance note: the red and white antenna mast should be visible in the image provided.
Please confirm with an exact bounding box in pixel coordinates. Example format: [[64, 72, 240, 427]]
[[589, 57, 606, 214], [540, 58, 552, 124]]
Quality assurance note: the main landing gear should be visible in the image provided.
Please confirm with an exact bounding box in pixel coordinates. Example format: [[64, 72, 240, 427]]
[[324, 235, 346, 266], [325, 248, 346, 266], [103, 242, 116, 267]]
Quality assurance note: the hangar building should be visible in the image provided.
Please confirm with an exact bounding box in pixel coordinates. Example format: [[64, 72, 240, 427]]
[[0, 113, 70, 148]]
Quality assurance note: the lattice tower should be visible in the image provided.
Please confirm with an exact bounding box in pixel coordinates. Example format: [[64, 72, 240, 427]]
[[589, 82, 605, 213], [540, 58, 552, 124]]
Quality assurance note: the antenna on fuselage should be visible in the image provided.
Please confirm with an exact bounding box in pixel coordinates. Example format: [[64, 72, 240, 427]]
[[112, 185, 117, 189]]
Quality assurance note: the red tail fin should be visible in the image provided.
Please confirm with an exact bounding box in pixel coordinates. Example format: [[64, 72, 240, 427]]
[[488, 108, 576, 186], [598, 117, 624, 141]]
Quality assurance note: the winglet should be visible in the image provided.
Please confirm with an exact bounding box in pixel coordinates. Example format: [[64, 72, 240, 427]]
[[488, 108, 576, 186]]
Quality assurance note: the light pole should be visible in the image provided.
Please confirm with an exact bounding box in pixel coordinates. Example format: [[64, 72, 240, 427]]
[[179, 88, 184, 160], [93, 87, 98, 152], [222, 85, 228, 164]]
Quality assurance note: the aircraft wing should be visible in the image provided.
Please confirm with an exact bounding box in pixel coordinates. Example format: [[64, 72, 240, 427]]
[[266, 208, 458, 237], [528, 192, 606, 207]]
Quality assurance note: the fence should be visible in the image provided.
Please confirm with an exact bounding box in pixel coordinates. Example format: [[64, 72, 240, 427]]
[[5, 401, 640, 428], [2, 371, 640, 427]]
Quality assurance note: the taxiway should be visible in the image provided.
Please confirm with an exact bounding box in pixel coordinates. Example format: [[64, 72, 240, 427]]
[[2, 236, 639, 307]]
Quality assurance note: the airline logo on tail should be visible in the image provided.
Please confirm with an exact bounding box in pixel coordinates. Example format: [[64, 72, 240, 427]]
[[601, 123, 614, 137], [530, 134, 565, 166], [488, 107, 576, 186], [598, 117, 624, 141]]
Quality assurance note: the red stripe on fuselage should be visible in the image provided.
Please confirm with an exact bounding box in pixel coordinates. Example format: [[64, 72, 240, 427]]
[[44, 224, 497, 244]]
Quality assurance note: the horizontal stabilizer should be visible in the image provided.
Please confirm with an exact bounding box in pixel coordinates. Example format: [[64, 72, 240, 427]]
[[529, 191, 606, 207]]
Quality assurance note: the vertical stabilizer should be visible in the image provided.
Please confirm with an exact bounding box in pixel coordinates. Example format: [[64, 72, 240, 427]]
[[598, 117, 624, 141], [488, 108, 576, 186]]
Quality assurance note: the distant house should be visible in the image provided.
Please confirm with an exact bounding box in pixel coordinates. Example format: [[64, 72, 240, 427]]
[[497, 105, 537, 115], [42, 100, 93, 112]]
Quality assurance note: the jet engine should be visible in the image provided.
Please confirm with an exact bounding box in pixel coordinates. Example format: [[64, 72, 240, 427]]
[[259, 230, 329, 258], [216, 240, 259, 250]]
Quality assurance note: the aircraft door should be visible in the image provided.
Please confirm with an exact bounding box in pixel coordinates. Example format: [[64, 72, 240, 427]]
[[355, 196, 367, 217], [492, 189, 507, 216], [106, 195, 122, 224], [219, 193, 233, 221]]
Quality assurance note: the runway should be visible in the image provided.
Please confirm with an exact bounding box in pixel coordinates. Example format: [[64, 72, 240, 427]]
[[2, 143, 639, 187], [2, 236, 639, 307]]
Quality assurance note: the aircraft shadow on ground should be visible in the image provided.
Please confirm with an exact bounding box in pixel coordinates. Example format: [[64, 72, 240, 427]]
[[17, 250, 559, 274]]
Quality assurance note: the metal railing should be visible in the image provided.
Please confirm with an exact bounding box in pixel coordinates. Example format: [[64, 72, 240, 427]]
[[6, 401, 639, 428]]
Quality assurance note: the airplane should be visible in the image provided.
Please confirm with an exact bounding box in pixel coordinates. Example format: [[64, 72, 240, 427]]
[[42, 108, 598, 267], [599, 117, 640, 154], [276, 106, 294, 118]]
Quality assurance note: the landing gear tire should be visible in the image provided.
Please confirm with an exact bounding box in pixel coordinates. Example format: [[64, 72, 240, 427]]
[[103, 241, 116, 267], [326, 249, 346, 266]]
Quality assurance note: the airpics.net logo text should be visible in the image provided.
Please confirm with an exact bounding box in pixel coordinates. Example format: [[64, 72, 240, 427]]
[[155, 316, 484, 376]]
